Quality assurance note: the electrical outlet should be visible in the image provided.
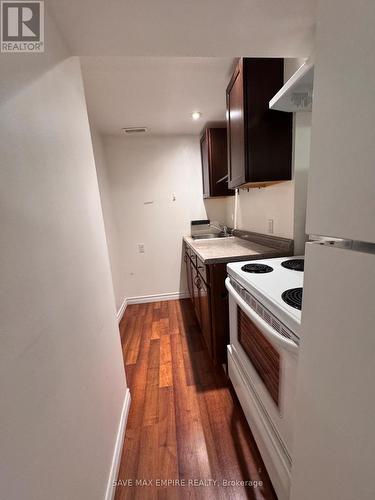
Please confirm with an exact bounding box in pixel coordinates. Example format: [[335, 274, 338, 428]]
[[268, 219, 274, 234], [138, 244, 145, 253]]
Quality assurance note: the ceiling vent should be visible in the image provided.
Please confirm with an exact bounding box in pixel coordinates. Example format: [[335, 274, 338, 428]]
[[121, 127, 148, 135]]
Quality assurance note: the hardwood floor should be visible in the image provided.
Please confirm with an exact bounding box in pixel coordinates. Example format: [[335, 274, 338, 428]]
[[115, 299, 277, 500]]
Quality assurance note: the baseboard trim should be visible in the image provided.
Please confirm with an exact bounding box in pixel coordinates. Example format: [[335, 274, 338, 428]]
[[116, 298, 128, 324], [126, 291, 189, 305], [104, 388, 131, 500]]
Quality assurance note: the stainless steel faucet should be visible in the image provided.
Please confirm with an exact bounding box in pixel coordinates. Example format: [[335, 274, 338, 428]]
[[210, 222, 231, 236]]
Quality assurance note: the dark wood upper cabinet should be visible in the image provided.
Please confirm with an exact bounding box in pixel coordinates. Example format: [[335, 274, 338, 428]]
[[226, 58, 293, 189], [200, 128, 233, 198], [226, 63, 246, 188]]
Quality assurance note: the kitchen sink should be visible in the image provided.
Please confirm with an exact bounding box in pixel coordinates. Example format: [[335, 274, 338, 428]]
[[192, 233, 228, 240]]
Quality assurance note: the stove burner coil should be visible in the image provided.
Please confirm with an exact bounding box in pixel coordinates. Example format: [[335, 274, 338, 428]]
[[281, 259, 304, 272], [241, 264, 274, 274], [281, 287, 303, 310]]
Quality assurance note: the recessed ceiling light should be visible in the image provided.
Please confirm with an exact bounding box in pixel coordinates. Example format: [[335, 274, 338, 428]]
[[191, 111, 202, 120]]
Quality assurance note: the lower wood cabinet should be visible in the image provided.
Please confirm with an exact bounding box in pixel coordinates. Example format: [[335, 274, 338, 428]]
[[184, 251, 193, 300], [197, 274, 212, 355], [192, 265, 201, 326], [184, 243, 229, 365]]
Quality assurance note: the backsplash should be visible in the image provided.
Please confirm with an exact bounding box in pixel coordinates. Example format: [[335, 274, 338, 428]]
[[227, 181, 295, 238]]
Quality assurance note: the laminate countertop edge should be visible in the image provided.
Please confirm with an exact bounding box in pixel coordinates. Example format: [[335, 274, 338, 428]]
[[183, 235, 293, 265]]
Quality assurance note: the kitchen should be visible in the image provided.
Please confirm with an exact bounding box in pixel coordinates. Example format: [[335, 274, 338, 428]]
[[87, 53, 310, 499], [0, 1, 374, 500]]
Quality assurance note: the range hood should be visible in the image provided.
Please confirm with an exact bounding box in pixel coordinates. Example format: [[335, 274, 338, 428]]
[[269, 61, 314, 112]]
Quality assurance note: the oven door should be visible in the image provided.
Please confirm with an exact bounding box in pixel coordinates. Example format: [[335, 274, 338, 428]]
[[225, 277, 298, 500]]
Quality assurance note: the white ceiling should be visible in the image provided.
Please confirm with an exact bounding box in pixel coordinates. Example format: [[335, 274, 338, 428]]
[[49, 0, 317, 57], [81, 57, 236, 135]]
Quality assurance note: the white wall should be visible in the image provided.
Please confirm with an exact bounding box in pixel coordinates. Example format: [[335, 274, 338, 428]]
[[293, 112, 311, 253], [284, 57, 306, 81], [225, 182, 295, 238], [90, 126, 123, 311], [102, 135, 227, 300], [0, 11, 126, 500]]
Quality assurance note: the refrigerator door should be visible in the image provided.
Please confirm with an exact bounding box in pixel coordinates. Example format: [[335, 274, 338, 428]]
[[306, 0, 375, 244], [291, 242, 375, 500]]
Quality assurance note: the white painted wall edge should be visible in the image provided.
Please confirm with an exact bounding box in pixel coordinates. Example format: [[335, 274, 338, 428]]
[[104, 388, 131, 500], [127, 291, 189, 305], [116, 298, 128, 324]]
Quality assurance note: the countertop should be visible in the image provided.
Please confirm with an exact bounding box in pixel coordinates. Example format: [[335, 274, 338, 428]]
[[184, 235, 285, 265]]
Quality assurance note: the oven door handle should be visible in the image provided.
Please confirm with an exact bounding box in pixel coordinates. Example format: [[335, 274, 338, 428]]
[[225, 278, 298, 355]]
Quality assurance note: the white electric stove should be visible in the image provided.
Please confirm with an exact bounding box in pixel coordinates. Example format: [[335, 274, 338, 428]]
[[225, 256, 304, 500]]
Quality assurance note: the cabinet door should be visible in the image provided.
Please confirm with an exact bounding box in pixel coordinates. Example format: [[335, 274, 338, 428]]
[[198, 275, 212, 356], [244, 58, 292, 183], [226, 61, 246, 189], [209, 128, 231, 197], [192, 266, 201, 325], [200, 131, 210, 198], [184, 252, 193, 302]]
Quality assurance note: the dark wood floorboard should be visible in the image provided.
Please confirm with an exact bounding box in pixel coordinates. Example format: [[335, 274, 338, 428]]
[[115, 299, 277, 500]]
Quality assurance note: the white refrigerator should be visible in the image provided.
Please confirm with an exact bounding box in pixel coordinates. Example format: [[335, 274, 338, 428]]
[[290, 1, 375, 500]]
